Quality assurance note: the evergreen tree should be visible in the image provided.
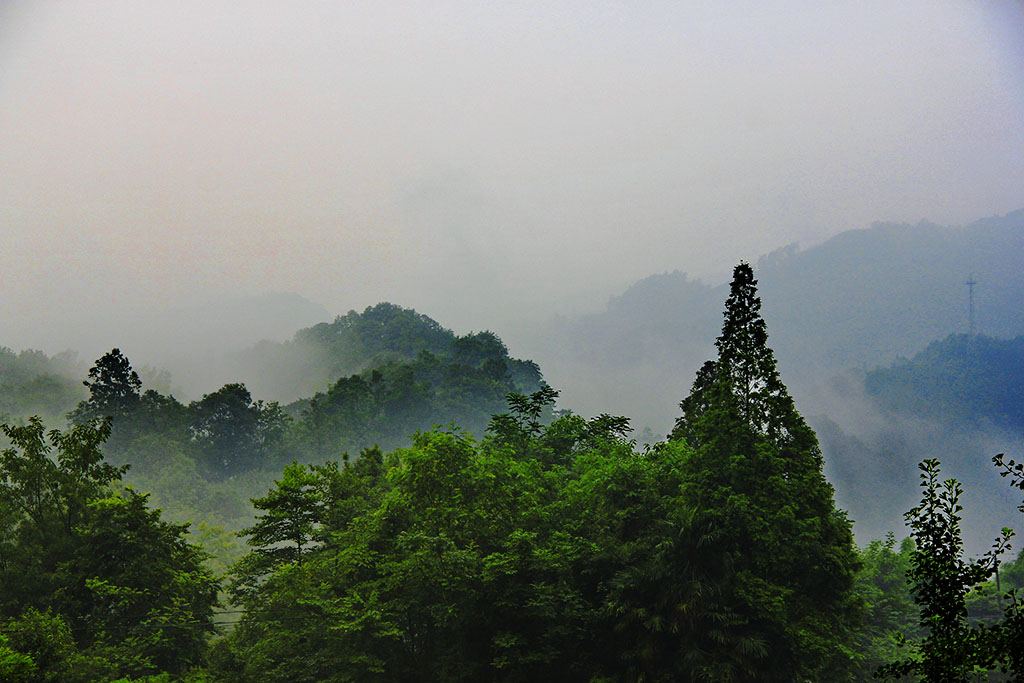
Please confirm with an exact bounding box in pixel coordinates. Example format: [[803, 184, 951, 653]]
[[670, 262, 860, 680]]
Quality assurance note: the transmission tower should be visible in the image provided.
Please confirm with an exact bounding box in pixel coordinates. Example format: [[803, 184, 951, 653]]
[[965, 274, 977, 337]]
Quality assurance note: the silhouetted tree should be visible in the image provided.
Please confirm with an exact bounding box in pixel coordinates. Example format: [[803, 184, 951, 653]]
[[67, 349, 141, 425]]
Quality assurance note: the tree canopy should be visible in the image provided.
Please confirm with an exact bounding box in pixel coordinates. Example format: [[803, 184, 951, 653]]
[[0, 418, 218, 681], [2, 281, 1020, 680], [213, 390, 764, 681]]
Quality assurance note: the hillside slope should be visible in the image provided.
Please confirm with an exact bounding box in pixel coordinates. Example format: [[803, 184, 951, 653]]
[[535, 209, 1024, 430]]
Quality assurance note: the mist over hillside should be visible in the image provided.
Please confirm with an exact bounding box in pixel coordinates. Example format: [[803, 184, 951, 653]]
[[530, 209, 1024, 432], [518, 210, 1024, 546], [12, 292, 330, 396], [2, 210, 1021, 549]]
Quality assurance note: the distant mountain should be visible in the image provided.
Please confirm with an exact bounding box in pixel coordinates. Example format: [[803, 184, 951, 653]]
[[536, 209, 1024, 431], [757, 210, 1024, 374], [805, 333, 1024, 545]]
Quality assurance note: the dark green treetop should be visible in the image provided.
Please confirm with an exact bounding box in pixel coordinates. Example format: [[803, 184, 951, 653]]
[[68, 349, 141, 425], [669, 261, 860, 680], [673, 262, 811, 453]]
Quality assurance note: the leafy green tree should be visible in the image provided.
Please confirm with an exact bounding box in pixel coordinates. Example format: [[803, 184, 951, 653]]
[[188, 383, 289, 476], [879, 459, 1010, 681], [0, 417, 218, 680], [992, 452, 1024, 675], [851, 534, 919, 680], [228, 463, 323, 603], [0, 631, 36, 682], [217, 392, 744, 682], [486, 384, 560, 453], [0, 418, 125, 617], [669, 262, 861, 680], [0, 608, 84, 683]]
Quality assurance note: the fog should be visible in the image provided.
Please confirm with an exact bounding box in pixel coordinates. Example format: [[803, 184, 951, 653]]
[[3, 2, 1024, 549], [2, 1, 1023, 365], [805, 374, 1024, 555]]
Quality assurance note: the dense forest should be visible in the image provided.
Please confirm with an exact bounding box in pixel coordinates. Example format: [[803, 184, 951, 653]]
[[2, 265, 1022, 681], [864, 334, 1024, 433]]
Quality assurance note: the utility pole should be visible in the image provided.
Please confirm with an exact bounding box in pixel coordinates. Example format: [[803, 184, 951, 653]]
[[965, 274, 977, 337]]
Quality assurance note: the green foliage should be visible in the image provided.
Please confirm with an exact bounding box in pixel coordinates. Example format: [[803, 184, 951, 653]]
[[669, 262, 861, 680], [188, 383, 290, 477], [229, 462, 323, 600], [289, 345, 544, 461], [991, 452, 1024, 674], [298, 302, 453, 368], [852, 535, 919, 679], [237, 303, 544, 401], [0, 417, 218, 681], [486, 385, 560, 452], [214, 388, 758, 681], [186, 522, 243, 580], [40, 324, 545, 587], [0, 631, 37, 682], [0, 608, 77, 683], [0, 348, 83, 425], [68, 349, 142, 426], [879, 460, 1010, 681]]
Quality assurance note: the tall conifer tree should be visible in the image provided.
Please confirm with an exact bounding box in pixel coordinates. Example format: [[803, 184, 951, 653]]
[[672, 262, 859, 680]]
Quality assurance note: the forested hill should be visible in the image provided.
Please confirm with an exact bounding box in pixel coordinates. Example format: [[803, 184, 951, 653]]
[[220, 302, 543, 403], [812, 333, 1024, 543], [0, 304, 544, 454], [863, 333, 1024, 433], [0, 347, 84, 424], [0, 308, 546, 543], [537, 208, 1024, 428]]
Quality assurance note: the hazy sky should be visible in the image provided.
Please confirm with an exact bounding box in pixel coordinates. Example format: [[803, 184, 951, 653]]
[[2, 0, 1023, 357]]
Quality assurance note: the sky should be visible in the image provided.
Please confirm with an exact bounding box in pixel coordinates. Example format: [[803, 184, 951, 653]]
[[1, 0, 1023, 360]]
